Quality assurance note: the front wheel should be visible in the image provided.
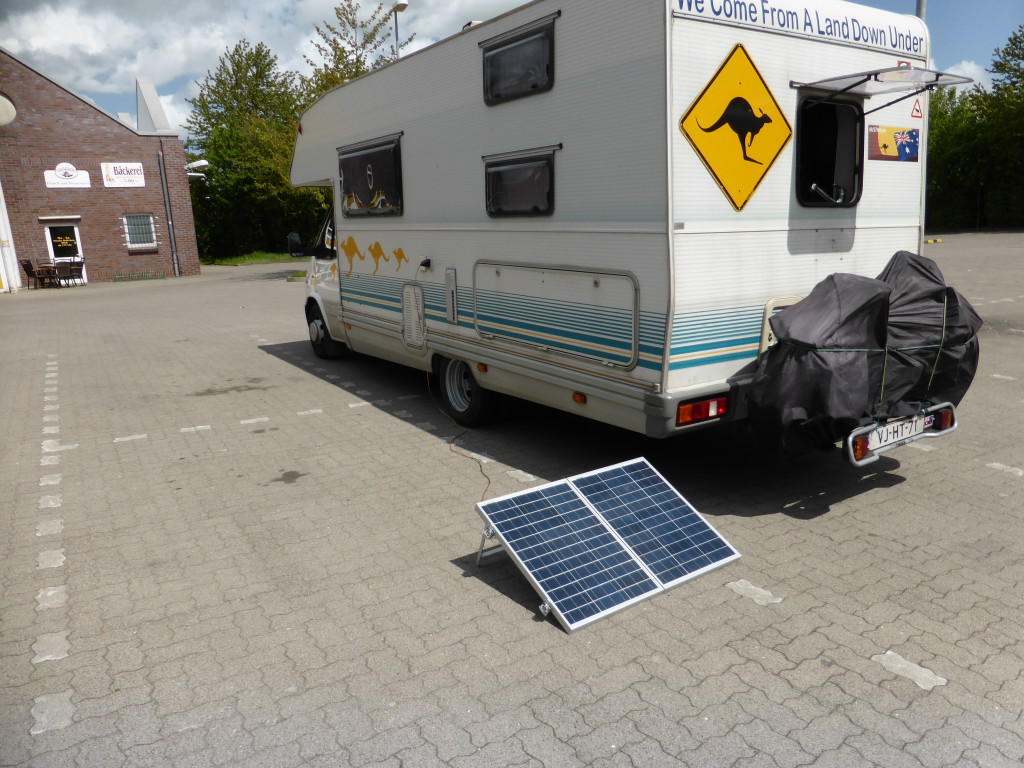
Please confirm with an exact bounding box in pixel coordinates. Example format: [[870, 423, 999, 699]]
[[307, 304, 348, 359], [437, 357, 497, 427]]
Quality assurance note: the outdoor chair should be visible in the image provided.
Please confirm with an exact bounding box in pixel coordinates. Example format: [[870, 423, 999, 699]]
[[21, 259, 60, 288], [55, 261, 76, 287], [19, 259, 39, 289]]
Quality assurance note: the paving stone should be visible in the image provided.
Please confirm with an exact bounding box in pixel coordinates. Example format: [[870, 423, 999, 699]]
[[2, 245, 1023, 767]]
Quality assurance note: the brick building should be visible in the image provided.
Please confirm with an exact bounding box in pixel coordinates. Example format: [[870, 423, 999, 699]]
[[0, 47, 201, 292]]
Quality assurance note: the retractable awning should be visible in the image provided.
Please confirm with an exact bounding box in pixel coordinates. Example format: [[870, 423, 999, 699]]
[[791, 66, 973, 114]]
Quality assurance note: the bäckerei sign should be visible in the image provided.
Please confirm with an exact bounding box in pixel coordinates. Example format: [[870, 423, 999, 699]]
[[101, 162, 146, 187]]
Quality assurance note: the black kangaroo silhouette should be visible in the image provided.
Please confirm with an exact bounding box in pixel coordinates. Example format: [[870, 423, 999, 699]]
[[699, 97, 773, 165]]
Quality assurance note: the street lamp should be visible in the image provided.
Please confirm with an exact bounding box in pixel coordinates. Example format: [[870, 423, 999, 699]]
[[393, 1, 408, 58]]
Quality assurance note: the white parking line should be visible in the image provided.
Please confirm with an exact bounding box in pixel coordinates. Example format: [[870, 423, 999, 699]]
[[42, 440, 78, 452], [39, 475, 62, 486], [36, 520, 64, 536], [35, 586, 68, 610], [240, 417, 270, 424], [30, 691, 74, 734], [297, 409, 323, 416], [986, 462, 1023, 477], [113, 434, 149, 443], [727, 580, 783, 605], [871, 650, 947, 690], [31, 632, 70, 663], [37, 550, 66, 569], [180, 425, 212, 433]]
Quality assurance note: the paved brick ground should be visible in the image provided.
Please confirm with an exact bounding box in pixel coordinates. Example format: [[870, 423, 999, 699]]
[[1, 234, 1022, 767]]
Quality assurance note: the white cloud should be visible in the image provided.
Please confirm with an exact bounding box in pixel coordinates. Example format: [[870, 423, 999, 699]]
[[945, 60, 993, 92]]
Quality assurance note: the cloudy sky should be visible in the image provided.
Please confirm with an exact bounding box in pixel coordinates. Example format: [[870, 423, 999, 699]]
[[1, 0, 1020, 137]]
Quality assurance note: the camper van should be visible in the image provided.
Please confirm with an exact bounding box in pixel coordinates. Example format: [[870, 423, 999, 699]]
[[291, 0, 976, 464]]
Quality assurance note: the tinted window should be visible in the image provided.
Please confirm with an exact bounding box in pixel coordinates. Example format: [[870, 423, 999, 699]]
[[483, 21, 554, 106], [485, 155, 554, 217], [338, 138, 403, 217]]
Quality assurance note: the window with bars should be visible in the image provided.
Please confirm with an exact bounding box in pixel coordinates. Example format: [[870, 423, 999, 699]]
[[123, 213, 157, 249]]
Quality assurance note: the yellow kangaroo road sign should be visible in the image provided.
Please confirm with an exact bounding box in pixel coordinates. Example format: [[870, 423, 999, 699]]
[[680, 44, 792, 212]]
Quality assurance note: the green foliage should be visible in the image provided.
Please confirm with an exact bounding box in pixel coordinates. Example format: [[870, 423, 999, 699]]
[[927, 24, 1024, 229], [299, 0, 414, 104], [186, 40, 327, 259], [206, 251, 299, 265], [183, 6, 413, 260]]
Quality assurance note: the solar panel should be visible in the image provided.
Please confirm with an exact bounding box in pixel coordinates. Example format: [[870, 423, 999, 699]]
[[477, 458, 740, 632]]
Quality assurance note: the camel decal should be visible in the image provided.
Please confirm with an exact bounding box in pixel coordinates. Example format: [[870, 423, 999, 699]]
[[366, 242, 389, 275], [339, 236, 364, 277], [338, 237, 411, 276]]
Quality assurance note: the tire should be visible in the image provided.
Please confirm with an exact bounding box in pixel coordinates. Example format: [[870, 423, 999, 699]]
[[307, 304, 348, 359], [437, 357, 497, 427]]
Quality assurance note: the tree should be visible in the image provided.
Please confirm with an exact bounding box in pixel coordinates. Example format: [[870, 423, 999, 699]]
[[981, 24, 1024, 227], [185, 41, 326, 258], [927, 24, 1024, 230], [300, 0, 414, 104], [926, 87, 987, 229]]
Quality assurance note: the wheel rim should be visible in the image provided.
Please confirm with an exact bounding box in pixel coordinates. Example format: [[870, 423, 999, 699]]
[[309, 317, 324, 344], [444, 360, 474, 412]]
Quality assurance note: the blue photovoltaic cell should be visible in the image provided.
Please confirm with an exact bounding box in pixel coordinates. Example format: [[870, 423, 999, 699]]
[[479, 481, 661, 630], [570, 460, 739, 588], [477, 459, 739, 632]]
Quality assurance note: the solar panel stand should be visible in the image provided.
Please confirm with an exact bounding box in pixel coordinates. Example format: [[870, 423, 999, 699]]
[[475, 525, 507, 567]]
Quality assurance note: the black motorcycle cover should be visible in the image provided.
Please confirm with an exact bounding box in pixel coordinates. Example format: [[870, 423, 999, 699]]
[[749, 251, 982, 456], [749, 273, 891, 455]]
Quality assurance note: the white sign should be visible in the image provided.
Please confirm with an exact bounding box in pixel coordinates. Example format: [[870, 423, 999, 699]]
[[101, 162, 146, 188], [673, 0, 928, 59], [44, 163, 91, 189]]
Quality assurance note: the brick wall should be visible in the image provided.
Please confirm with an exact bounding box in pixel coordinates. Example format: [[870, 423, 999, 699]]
[[0, 50, 201, 284]]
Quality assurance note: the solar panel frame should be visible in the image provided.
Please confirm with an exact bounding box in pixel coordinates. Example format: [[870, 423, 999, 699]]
[[476, 458, 740, 632], [478, 480, 662, 632], [568, 459, 740, 589]]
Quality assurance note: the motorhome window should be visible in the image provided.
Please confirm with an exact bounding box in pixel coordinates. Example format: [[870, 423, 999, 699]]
[[338, 138, 403, 217], [485, 154, 554, 216], [795, 98, 863, 207], [482, 21, 554, 105]]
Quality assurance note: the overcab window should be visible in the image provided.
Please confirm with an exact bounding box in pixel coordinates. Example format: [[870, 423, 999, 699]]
[[481, 15, 557, 106], [795, 98, 863, 207], [484, 147, 558, 217], [338, 135, 403, 217]]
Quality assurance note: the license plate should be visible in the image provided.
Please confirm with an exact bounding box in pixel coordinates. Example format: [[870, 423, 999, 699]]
[[867, 414, 935, 451]]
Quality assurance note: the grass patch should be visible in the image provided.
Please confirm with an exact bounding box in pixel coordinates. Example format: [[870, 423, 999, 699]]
[[204, 251, 302, 265]]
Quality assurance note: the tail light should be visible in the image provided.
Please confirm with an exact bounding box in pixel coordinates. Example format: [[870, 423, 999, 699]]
[[677, 397, 728, 426], [932, 407, 954, 431], [851, 434, 870, 462]]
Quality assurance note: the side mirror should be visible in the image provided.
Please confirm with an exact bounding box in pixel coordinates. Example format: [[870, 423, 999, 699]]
[[287, 231, 304, 257]]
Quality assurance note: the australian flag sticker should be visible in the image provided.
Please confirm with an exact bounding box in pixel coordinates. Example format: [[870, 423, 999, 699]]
[[869, 126, 920, 162]]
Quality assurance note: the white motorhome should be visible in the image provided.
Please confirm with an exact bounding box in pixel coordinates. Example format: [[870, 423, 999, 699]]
[[291, 0, 969, 457]]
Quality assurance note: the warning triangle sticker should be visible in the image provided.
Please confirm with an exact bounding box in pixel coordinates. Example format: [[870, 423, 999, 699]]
[[911, 99, 923, 118]]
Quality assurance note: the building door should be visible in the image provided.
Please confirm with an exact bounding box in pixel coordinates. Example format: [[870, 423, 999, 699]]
[[45, 224, 82, 262]]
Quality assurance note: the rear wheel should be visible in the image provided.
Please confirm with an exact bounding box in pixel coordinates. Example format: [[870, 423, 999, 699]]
[[307, 304, 348, 359], [438, 357, 496, 427]]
